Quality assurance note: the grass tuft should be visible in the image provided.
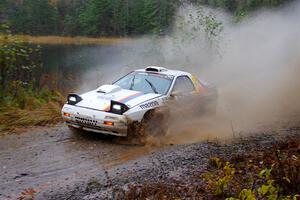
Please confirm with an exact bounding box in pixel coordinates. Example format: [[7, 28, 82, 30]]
[[0, 89, 65, 134], [0, 34, 132, 45]]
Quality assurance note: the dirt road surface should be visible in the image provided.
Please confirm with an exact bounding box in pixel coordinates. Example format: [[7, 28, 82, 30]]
[[0, 125, 157, 199], [0, 117, 299, 199]]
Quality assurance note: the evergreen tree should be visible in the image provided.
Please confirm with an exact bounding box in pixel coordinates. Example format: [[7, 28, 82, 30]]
[[9, 0, 59, 35], [1, 0, 294, 36], [78, 0, 113, 36]]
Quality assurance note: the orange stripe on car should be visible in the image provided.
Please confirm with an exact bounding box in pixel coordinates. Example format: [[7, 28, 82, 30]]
[[103, 91, 142, 112], [119, 92, 143, 103], [118, 91, 142, 103], [103, 104, 111, 112]]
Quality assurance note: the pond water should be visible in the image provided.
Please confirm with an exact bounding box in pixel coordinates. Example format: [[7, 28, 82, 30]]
[[39, 41, 166, 95], [39, 44, 124, 94]]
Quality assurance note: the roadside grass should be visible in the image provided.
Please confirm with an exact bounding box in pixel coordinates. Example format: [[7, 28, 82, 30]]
[[1, 27, 68, 135], [112, 137, 300, 200], [0, 90, 65, 135], [0, 34, 132, 45]]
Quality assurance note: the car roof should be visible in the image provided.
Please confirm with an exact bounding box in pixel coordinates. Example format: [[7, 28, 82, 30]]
[[135, 66, 192, 77]]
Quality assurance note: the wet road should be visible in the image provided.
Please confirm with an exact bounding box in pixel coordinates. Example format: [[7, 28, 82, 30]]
[[0, 124, 155, 199], [1, 116, 299, 199]]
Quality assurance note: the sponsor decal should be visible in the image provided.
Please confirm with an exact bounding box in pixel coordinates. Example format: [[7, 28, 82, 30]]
[[140, 101, 159, 109]]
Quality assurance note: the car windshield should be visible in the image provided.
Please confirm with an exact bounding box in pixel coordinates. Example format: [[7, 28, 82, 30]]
[[114, 72, 174, 95]]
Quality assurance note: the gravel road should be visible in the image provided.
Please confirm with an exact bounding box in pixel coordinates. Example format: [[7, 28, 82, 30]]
[[0, 119, 299, 200], [43, 121, 300, 199], [0, 124, 157, 200]]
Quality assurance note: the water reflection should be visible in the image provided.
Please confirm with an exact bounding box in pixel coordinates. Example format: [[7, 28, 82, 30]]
[[39, 44, 124, 94]]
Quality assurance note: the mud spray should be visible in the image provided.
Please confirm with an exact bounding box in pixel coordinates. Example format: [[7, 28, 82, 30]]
[[80, 1, 300, 144]]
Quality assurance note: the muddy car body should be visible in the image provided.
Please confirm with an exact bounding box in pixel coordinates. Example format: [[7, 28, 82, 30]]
[[61, 66, 217, 137]]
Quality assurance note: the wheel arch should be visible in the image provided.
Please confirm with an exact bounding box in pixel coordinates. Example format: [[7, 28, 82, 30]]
[[141, 109, 155, 122]]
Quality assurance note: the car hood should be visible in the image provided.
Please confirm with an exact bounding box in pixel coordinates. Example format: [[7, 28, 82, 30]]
[[75, 84, 161, 111]]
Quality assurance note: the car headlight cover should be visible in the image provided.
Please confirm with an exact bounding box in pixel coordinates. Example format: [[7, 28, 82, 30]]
[[110, 100, 129, 115], [69, 96, 76, 102], [112, 104, 122, 110], [67, 94, 82, 105]]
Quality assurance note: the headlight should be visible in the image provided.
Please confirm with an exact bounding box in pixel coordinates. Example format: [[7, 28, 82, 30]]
[[67, 94, 82, 105], [110, 100, 129, 115], [69, 96, 76, 102], [112, 104, 122, 111]]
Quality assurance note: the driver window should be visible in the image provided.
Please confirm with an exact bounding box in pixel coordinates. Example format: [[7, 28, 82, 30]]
[[172, 76, 195, 94]]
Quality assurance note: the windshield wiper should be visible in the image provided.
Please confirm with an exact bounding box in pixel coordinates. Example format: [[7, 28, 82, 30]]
[[145, 79, 158, 94], [129, 75, 136, 90]]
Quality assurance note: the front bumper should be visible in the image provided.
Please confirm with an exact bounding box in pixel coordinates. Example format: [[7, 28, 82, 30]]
[[62, 104, 128, 137]]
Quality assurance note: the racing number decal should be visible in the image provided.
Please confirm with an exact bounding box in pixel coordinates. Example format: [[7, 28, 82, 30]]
[[140, 101, 159, 109]]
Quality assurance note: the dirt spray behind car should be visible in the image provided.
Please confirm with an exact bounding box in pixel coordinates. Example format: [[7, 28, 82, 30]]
[[78, 1, 300, 144]]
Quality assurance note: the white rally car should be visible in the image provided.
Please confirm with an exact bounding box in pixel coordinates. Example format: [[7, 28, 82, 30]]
[[62, 66, 217, 137]]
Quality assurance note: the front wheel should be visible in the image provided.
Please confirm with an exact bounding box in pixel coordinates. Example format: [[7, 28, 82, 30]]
[[139, 108, 169, 138]]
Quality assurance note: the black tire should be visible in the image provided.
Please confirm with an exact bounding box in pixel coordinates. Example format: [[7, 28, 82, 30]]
[[117, 122, 145, 145], [139, 109, 169, 138]]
